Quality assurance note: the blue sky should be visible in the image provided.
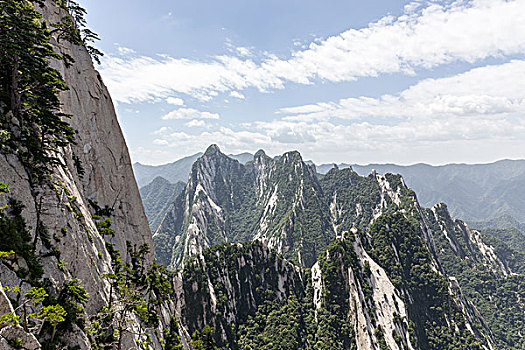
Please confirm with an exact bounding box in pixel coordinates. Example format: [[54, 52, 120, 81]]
[[84, 0, 525, 165]]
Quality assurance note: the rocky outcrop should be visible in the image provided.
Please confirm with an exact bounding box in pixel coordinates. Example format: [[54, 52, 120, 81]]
[[0, 1, 154, 348], [155, 149, 432, 270], [40, 1, 153, 266], [0, 325, 41, 350], [154, 145, 333, 269]]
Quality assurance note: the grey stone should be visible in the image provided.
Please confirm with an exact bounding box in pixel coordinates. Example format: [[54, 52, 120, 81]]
[[0, 325, 41, 350], [0, 283, 15, 330]]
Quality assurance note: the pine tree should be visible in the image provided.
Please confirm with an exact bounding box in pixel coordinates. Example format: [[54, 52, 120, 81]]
[[0, 0, 76, 182]]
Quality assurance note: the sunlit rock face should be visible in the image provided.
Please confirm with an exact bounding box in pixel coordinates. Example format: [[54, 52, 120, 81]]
[[0, 1, 154, 348]]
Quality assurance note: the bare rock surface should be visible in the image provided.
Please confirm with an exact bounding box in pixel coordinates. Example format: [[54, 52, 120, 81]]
[[0, 0, 156, 348], [0, 325, 41, 350]]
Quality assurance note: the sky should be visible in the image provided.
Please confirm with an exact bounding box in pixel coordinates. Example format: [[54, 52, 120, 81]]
[[84, 0, 525, 166]]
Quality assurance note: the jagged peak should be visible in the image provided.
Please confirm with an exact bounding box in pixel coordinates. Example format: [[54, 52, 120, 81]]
[[254, 149, 267, 159], [280, 150, 303, 164], [197, 144, 234, 165], [324, 165, 356, 177], [433, 202, 449, 210], [204, 144, 222, 156], [253, 149, 273, 166]]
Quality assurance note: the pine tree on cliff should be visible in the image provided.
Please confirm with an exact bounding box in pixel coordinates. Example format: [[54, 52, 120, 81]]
[[0, 0, 76, 182]]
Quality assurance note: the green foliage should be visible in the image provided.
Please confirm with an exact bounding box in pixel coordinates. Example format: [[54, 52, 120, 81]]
[[480, 229, 525, 273], [0, 311, 20, 325], [31, 304, 67, 342], [0, 198, 43, 281], [31, 304, 66, 325], [469, 215, 525, 251], [1, 284, 68, 345], [237, 294, 310, 350], [56, 279, 88, 330], [53, 0, 103, 64], [367, 213, 483, 350], [90, 243, 173, 349], [8, 336, 23, 349], [0, 182, 8, 194], [0, 0, 76, 182], [191, 325, 220, 350], [425, 207, 525, 349], [163, 316, 184, 350], [90, 200, 116, 238], [0, 250, 14, 258], [23, 286, 48, 304], [320, 168, 382, 231], [312, 239, 358, 350], [96, 218, 115, 237]]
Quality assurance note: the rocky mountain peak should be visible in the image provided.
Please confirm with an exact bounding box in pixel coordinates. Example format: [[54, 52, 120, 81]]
[[149, 175, 171, 186], [254, 149, 268, 159], [196, 144, 240, 172], [279, 150, 303, 164], [204, 143, 221, 156]]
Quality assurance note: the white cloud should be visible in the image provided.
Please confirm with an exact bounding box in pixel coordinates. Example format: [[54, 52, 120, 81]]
[[117, 46, 136, 55], [229, 91, 245, 99], [236, 47, 252, 57], [152, 126, 172, 135], [101, 0, 525, 103], [166, 97, 185, 105], [161, 108, 220, 120], [278, 103, 336, 115], [144, 60, 525, 165], [281, 60, 525, 122], [153, 139, 169, 146], [185, 120, 207, 128], [148, 128, 271, 158], [144, 116, 525, 165]]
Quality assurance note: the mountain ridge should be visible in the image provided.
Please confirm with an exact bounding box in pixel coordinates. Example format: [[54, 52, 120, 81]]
[[136, 152, 525, 222]]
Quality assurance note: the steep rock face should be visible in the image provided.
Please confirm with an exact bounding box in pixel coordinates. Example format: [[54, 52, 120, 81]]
[[171, 222, 493, 350], [154, 145, 256, 268], [176, 240, 305, 346], [424, 204, 525, 349], [41, 2, 154, 264], [425, 204, 510, 276], [0, 1, 154, 348], [251, 150, 332, 267], [154, 145, 333, 269]]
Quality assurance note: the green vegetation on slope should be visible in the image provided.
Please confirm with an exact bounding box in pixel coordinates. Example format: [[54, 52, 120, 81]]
[[178, 210, 492, 349], [367, 213, 485, 350], [0, 183, 43, 282], [424, 206, 525, 350], [140, 176, 185, 233], [0, 0, 77, 182]]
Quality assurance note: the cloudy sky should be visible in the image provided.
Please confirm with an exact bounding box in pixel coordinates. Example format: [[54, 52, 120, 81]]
[[84, 0, 525, 165]]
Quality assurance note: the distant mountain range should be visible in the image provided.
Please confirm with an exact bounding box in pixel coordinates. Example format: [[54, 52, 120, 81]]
[[133, 153, 525, 222]]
